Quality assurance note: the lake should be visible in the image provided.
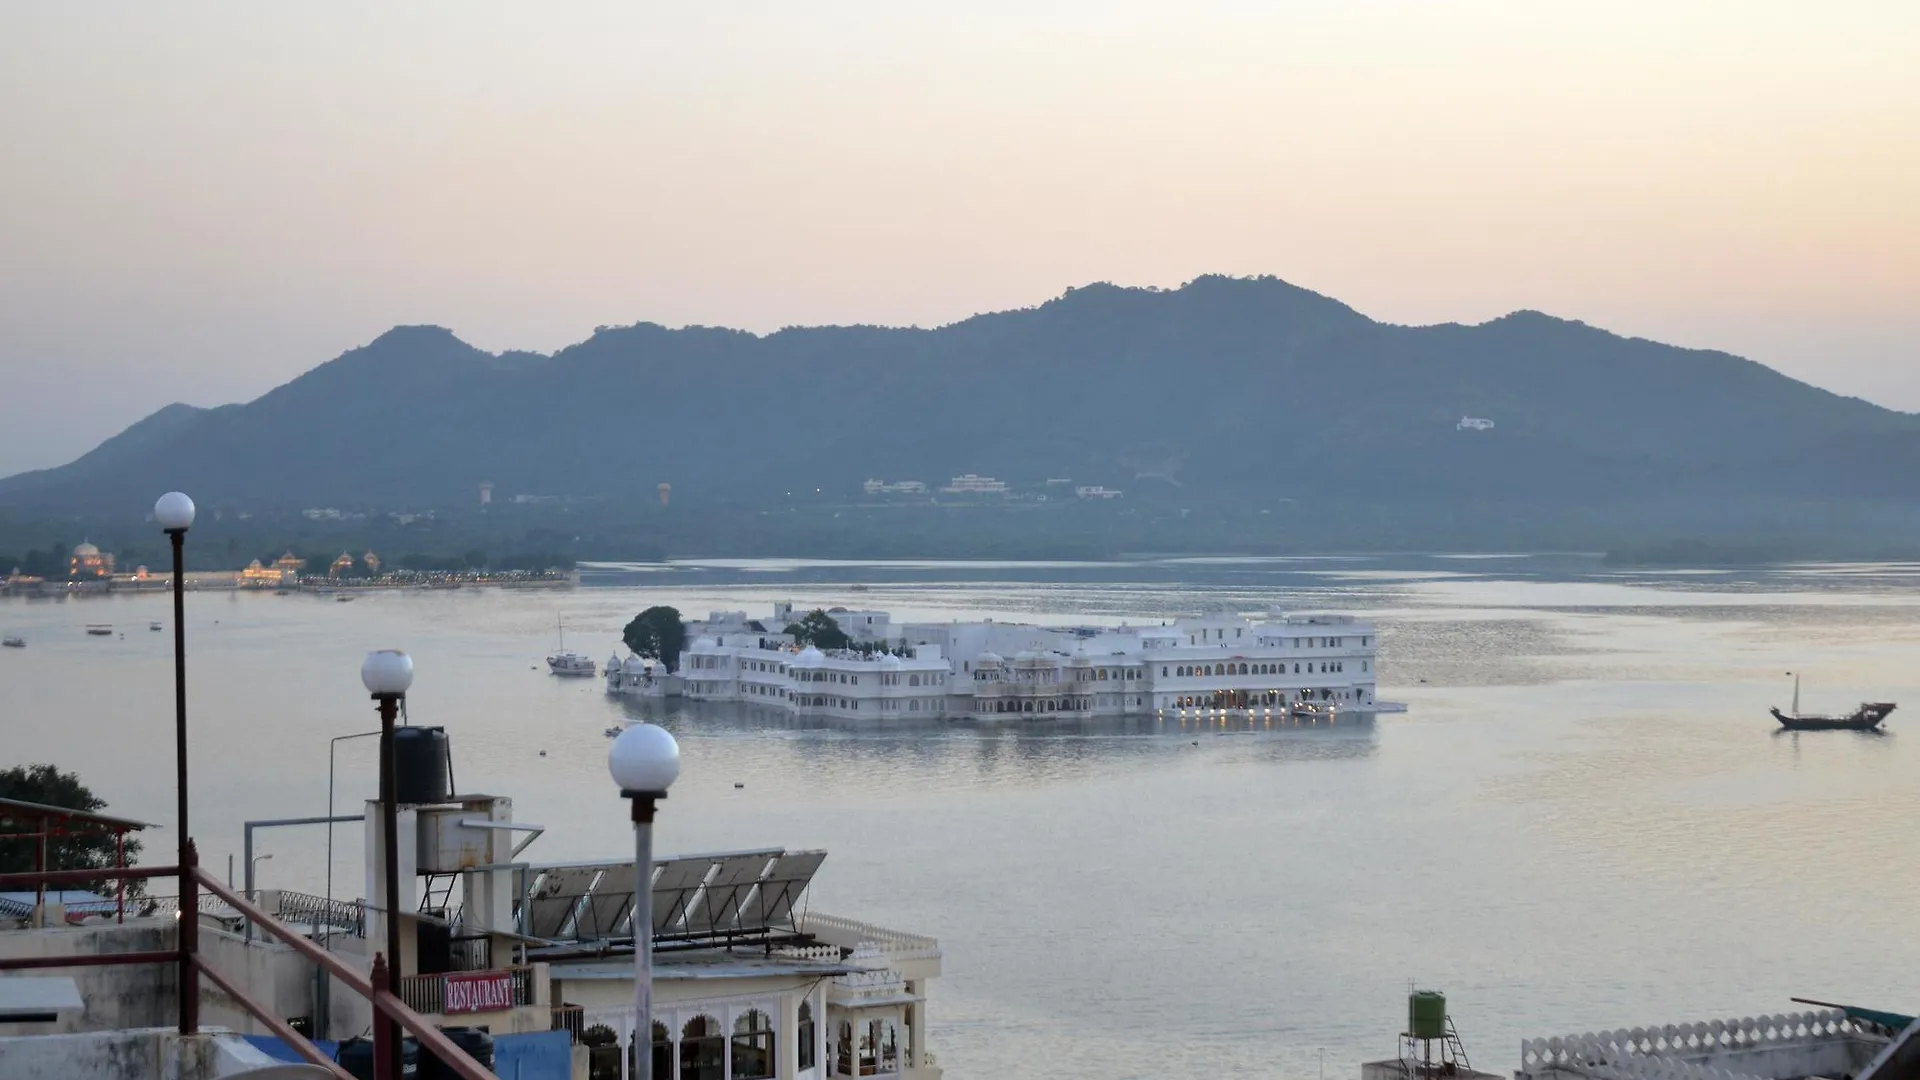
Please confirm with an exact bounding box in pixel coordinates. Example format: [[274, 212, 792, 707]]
[[4, 554, 1918, 1079]]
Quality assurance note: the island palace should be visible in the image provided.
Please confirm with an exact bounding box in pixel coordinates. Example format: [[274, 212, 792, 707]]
[[608, 602, 1402, 722]]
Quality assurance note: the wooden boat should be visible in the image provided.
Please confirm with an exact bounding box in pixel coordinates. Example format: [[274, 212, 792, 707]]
[[1773, 704, 1894, 731], [1772, 672, 1894, 731], [85, 624, 112, 636], [2, 636, 24, 648]]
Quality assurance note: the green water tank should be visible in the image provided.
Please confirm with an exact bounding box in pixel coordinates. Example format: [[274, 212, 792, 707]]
[[1409, 991, 1448, 1040]]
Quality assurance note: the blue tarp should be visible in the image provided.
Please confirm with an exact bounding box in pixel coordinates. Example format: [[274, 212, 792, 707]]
[[244, 1029, 571, 1079]]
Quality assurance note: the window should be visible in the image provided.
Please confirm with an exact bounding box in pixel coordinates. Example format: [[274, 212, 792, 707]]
[[732, 1010, 774, 1079], [837, 1021, 854, 1075], [1239, 663, 1248, 675], [681, 1016, 724, 1080], [653, 1022, 672, 1080], [799, 1003, 817, 1071]]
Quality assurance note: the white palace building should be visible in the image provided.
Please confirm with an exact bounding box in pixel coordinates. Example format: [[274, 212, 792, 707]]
[[608, 602, 1402, 722]]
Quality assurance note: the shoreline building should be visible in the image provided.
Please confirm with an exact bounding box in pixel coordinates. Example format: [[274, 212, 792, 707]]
[[862, 480, 928, 496], [936, 474, 1007, 496], [611, 603, 1399, 723], [68, 542, 114, 580], [0, 729, 943, 1080]]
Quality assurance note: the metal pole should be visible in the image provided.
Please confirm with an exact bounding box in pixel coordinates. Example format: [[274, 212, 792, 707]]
[[630, 793, 659, 1080], [180, 839, 199, 1034], [377, 693, 403, 1080], [169, 526, 195, 1035], [326, 730, 382, 921], [371, 953, 394, 1080]]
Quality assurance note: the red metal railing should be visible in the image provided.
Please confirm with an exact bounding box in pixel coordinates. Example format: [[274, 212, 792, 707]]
[[0, 842, 498, 1080]]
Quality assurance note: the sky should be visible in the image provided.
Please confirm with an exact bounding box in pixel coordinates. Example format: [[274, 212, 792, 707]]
[[1, 1, 1917, 476]]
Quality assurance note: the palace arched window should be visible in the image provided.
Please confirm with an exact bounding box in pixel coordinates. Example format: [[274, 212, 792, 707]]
[[682, 1016, 723, 1080], [798, 1002, 817, 1071], [732, 1010, 774, 1079]]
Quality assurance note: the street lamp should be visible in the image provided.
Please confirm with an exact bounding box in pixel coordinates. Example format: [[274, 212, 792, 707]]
[[249, 853, 273, 901], [154, 490, 196, 1035], [362, 648, 413, 1080], [608, 723, 679, 1074]]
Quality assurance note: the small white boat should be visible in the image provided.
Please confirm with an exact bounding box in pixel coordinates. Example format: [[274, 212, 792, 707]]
[[2, 636, 24, 648], [149, 621, 163, 631], [546, 618, 596, 677], [85, 624, 113, 637]]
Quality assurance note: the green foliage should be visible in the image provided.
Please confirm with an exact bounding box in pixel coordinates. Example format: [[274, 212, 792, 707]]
[[784, 609, 850, 651], [623, 606, 686, 672], [0, 764, 144, 899]]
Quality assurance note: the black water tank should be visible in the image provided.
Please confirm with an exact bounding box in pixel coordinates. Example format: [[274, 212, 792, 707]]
[[427, 1027, 495, 1078], [335, 1035, 422, 1079], [393, 725, 450, 804]]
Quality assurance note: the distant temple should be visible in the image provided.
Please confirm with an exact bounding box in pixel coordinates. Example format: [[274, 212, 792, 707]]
[[272, 551, 306, 574], [69, 541, 115, 580], [329, 552, 355, 577], [239, 559, 285, 587], [361, 550, 381, 573]]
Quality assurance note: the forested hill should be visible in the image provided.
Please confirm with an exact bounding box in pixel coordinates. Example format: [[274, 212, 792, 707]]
[[5, 275, 1917, 514]]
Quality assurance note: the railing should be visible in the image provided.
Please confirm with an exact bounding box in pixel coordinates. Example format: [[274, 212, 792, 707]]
[[798, 912, 941, 961], [0, 843, 500, 1080], [397, 966, 534, 1015], [274, 890, 366, 936], [136, 892, 243, 923], [1520, 1011, 1864, 1073], [551, 1003, 587, 1044]]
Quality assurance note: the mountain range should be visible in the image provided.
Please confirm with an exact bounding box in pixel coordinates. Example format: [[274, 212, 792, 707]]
[[4, 275, 1917, 519]]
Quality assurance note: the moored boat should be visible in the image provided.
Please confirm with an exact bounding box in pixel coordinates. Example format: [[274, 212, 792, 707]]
[[1772, 672, 1894, 731], [85, 624, 112, 636], [2, 636, 24, 648], [546, 617, 596, 677]]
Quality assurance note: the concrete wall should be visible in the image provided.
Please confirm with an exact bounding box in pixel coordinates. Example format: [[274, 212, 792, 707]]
[[0, 919, 179, 1034], [0, 1028, 277, 1080]]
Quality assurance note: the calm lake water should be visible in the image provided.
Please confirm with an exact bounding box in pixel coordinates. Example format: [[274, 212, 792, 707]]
[[5, 554, 1919, 1079]]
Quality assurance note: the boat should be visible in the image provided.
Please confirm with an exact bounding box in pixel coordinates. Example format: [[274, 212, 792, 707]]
[[1772, 672, 1894, 731], [149, 621, 163, 631], [85, 624, 112, 636], [546, 618, 596, 677], [335, 595, 355, 603], [2, 636, 24, 648]]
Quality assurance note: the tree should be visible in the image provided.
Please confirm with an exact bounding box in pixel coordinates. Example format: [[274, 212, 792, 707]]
[[0, 764, 144, 898], [784, 609, 850, 651], [623, 606, 686, 672]]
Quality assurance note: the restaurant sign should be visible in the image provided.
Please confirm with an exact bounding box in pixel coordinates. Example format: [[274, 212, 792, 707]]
[[444, 970, 516, 1014]]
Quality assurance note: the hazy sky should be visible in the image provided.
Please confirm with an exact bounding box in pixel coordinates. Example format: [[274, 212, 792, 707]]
[[2, 2, 1916, 476]]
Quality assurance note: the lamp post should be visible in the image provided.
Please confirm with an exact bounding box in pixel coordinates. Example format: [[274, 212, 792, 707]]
[[608, 723, 679, 1079], [248, 853, 273, 901], [361, 649, 413, 1080], [154, 490, 196, 1035]]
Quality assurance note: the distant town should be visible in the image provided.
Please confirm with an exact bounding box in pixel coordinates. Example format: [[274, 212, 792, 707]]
[[1, 542, 575, 596]]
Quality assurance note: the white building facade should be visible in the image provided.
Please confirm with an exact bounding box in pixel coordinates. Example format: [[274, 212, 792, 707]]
[[610, 604, 1399, 722]]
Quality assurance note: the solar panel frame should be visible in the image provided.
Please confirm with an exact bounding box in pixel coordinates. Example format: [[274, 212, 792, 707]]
[[704, 851, 782, 932], [754, 850, 827, 928], [648, 856, 714, 937], [575, 862, 638, 941], [681, 853, 769, 937], [526, 865, 600, 940]]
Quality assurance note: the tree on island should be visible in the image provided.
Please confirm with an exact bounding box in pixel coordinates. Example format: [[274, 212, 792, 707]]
[[0, 764, 145, 898], [785, 609, 851, 651], [623, 606, 687, 672]]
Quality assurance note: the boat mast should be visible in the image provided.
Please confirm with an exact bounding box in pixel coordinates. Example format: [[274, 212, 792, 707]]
[[1790, 671, 1800, 715]]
